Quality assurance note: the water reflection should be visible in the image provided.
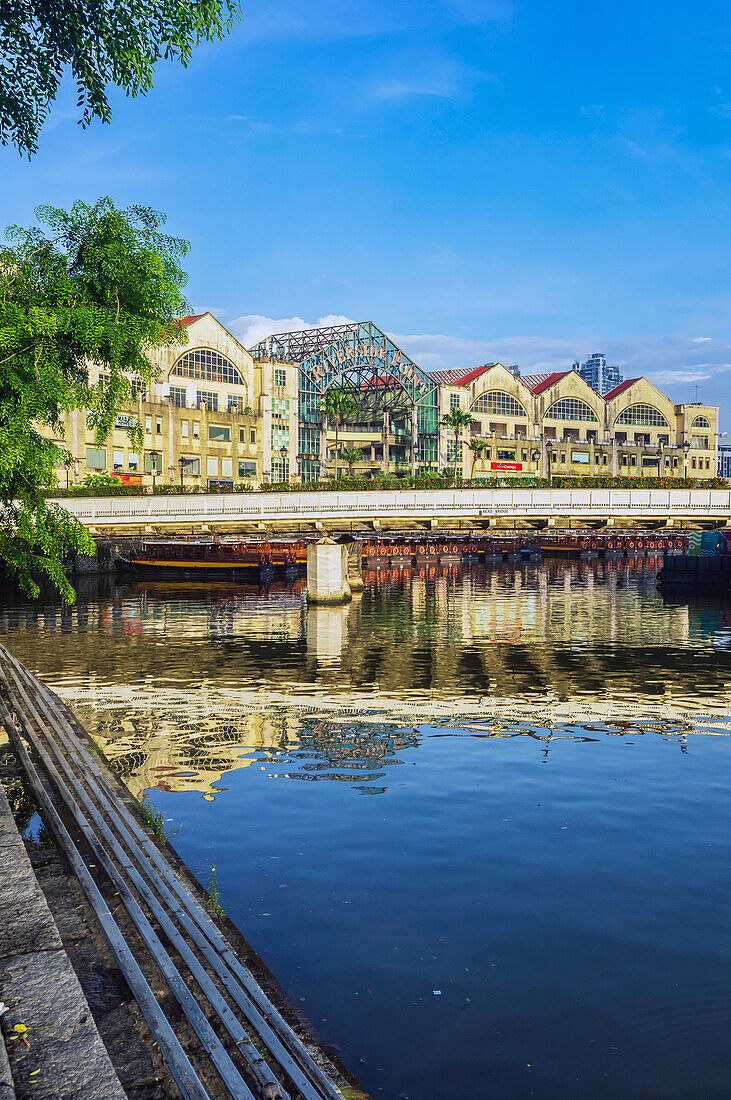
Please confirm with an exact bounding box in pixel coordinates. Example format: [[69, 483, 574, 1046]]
[[1, 559, 730, 800]]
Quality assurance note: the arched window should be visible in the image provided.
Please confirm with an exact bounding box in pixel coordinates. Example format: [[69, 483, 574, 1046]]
[[472, 391, 527, 417], [615, 404, 669, 427], [545, 398, 598, 422], [172, 348, 245, 387], [692, 415, 710, 428]]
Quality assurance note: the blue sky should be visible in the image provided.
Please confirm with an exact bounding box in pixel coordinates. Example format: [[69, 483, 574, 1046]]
[[3, 0, 731, 429]]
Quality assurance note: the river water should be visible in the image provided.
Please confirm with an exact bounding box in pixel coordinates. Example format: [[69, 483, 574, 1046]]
[[1, 557, 731, 1099]]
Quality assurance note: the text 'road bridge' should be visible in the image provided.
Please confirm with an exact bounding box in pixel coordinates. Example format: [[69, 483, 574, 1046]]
[[51, 488, 731, 537]]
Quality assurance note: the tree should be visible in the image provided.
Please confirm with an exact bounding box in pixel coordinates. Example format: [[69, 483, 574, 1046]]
[[0, 198, 191, 602], [340, 447, 364, 476], [1, 0, 240, 158], [468, 437, 488, 478], [319, 388, 357, 480], [441, 407, 475, 479]]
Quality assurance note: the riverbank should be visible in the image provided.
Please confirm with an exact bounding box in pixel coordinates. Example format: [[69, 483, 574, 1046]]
[[0, 646, 367, 1100]]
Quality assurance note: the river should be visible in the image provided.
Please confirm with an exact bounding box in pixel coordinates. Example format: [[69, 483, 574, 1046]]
[[1, 556, 730, 1098]]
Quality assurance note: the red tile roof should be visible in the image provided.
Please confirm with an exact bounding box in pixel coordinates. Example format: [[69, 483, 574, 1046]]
[[603, 378, 639, 401], [521, 371, 571, 395], [177, 314, 204, 327], [425, 363, 498, 386]]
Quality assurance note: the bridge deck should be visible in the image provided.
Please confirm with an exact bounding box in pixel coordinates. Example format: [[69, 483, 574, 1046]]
[[51, 488, 731, 536]]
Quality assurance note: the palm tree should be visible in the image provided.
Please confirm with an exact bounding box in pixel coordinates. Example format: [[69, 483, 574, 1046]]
[[441, 407, 475, 479], [320, 388, 357, 479], [340, 446, 364, 477], [468, 437, 488, 479]]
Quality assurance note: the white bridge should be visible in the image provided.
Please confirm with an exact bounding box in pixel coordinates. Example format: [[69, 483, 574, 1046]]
[[52, 487, 731, 537]]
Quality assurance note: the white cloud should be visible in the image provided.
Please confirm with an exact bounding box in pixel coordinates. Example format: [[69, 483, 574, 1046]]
[[692, 336, 712, 342], [649, 370, 712, 384], [370, 59, 494, 101], [230, 313, 354, 348]]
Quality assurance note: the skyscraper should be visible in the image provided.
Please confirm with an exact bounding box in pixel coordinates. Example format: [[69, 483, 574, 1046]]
[[575, 353, 623, 396]]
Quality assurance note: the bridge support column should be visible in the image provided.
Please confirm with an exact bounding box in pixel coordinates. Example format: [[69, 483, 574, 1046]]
[[336, 534, 364, 591], [307, 538, 352, 604]]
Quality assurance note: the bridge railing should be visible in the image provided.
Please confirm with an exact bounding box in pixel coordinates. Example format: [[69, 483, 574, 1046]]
[[49, 488, 731, 524]]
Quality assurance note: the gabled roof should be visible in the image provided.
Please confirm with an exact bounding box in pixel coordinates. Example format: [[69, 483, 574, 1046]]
[[177, 314, 205, 327], [521, 371, 571, 395], [603, 378, 639, 401], [425, 363, 498, 387]]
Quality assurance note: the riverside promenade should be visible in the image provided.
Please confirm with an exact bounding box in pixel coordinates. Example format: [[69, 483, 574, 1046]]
[[0, 644, 364, 1100]]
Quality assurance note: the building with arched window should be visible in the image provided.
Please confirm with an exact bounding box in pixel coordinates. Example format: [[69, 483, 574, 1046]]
[[45, 314, 721, 487]]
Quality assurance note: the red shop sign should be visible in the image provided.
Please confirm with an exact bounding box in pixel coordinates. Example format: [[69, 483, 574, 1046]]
[[491, 461, 523, 472]]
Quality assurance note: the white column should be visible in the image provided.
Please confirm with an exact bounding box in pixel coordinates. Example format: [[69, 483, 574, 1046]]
[[307, 540, 352, 604]]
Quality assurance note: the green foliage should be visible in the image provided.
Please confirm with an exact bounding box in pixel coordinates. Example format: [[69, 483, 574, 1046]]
[[319, 387, 358, 478], [0, 198, 191, 602], [206, 866, 225, 919], [468, 437, 489, 475], [138, 796, 169, 843], [340, 446, 364, 473], [1, 0, 241, 157]]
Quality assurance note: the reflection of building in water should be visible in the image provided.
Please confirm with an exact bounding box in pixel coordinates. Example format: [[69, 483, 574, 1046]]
[[306, 599, 360, 664], [90, 710, 302, 800], [270, 720, 419, 790]]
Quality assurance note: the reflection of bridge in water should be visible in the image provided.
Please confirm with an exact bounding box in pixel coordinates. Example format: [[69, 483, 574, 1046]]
[[1, 560, 729, 797]]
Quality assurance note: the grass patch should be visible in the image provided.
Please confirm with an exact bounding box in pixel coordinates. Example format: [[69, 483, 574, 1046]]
[[138, 796, 172, 844], [206, 865, 225, 919]]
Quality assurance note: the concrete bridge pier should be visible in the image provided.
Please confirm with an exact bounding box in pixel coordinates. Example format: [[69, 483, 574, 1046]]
[[307, 538, 353, 604], [336, 534, 364, 591]]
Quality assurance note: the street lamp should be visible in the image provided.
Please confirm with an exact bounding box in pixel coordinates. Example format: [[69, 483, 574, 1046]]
[[545, 439, 554, 487], [682, 440, 690, 484], [279, 445, 289, 483], [656, 444, 663, 479], [178, 455, 193, 488], [149, 448, 159, 492]]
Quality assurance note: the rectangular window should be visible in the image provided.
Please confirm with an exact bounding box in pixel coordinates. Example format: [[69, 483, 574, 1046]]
[[621, 454, 628, 466], [181, 456, 200, 476], [208, 425, 231, 442], [238, 460, 257, 479], [86, 446, 106, 470], [274, 368, 286, 388], [156, 417, 162, 435], [571, 451, 590, 464], [692, 435, 709, 450], [221, 458, 232, 478], [673, 457, 678, 468], [193, 422, 200, 439], [197, 391, 218, 411], [450, 393, 460, 410], [98, 372, 110, 390], [227, 395, 243, 413], [207, 457, 218, 477], [692, 457, 697, 469], [630, 455, 637, 466], [181, 420, 189, 439], [145, 416, 151, 434], [169, 386, 186, 407], [240, 428, 247, 443], [522, 450, 527, 461], [130, 380, 146, 399], [128, 452, 138, 471], [497, 449, 516, 461], [144, 452, 161, 473], [113, 449, 124, 469], [560, 452, 566, 463]]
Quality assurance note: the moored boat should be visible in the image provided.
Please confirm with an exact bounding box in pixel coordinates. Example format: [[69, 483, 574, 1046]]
[[115, 538, 308, 577]]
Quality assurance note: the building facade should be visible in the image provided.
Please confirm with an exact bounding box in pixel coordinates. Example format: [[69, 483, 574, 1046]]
[[47, 314, 721, 488], [575, 353, 623, 396]]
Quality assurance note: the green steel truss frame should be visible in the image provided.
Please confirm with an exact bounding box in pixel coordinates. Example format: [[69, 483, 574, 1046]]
[[249, 322, 438, 480]]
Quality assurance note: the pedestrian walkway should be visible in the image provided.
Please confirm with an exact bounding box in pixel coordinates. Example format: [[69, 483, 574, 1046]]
[[0, 771, 126, 1100]]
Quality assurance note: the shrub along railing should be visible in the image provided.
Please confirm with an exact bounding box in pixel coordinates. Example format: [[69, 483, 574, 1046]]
[[45, 472, 728, 498]]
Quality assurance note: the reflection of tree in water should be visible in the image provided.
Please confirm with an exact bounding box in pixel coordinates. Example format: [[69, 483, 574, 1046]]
[[268, 720, 419, 792]]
